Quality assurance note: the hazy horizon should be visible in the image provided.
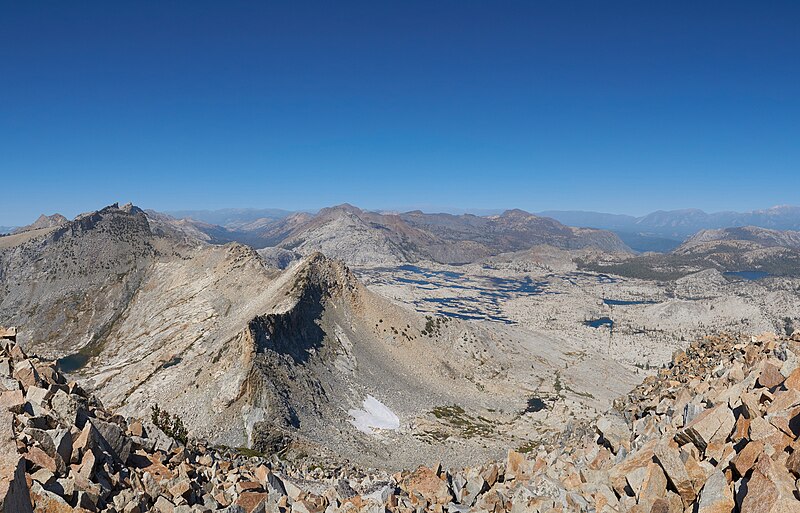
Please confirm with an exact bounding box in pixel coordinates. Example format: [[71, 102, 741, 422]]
[[4, 201, 800, 228]]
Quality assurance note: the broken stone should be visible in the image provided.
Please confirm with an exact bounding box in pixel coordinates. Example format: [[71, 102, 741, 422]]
[[402, 466, 452, 505], [653, 442, 696, 507], [697, 470, 734, 513], [757, 363, 785, 389], [596, 415, 631, 455], [675, 404, 735, 452], [0, 409, 33, 513], [89, 417, 132, 464]]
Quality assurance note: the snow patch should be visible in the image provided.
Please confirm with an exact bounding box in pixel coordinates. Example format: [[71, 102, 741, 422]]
[[348, 395, 400, 435]]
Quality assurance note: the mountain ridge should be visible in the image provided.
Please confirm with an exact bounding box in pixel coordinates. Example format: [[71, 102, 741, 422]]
[[542, 204, 800, 241]]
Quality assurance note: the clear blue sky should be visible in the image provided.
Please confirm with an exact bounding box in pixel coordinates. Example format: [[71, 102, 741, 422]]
[[1, 1, 799, 225]]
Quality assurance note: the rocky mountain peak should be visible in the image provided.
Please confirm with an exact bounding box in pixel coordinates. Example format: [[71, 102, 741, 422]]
[[11, 213, 68, 234], [318, 203, 364, 217], [286, 252, 361, 303], [497, 208, 536, 220]]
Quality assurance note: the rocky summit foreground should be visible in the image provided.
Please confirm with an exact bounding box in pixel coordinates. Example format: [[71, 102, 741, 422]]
[[2, 323, 800, 512]]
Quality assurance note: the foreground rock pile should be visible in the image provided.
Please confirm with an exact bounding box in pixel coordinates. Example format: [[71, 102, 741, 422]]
[[2, 324, 800, 512], [508, 331, 800, 512]]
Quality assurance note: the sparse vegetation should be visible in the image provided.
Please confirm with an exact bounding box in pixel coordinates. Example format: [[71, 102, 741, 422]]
[[151, 404, 189, 445], [430, 405, 496, 439]]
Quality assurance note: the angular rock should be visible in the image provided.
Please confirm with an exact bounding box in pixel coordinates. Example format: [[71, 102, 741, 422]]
[[653, 442, 696, 507], [675, 404, 735, 452], [757, 363, 785, 389], [0, 410, 33, 513], [89, 417, 132, 464], [740, 457, 799, 512], [596, 415, 631, 455], [697, 470, 734, 513], [402, 466, 451, 504], [235, 491, 269, 513]]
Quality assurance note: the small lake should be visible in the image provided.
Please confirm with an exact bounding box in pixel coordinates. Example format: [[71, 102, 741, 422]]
[[724, 271, 770, 281], [585, 317, 614, 330], [56, 353, 90, 373], [525, 397, 547, 413], [603, 299, 658, 306]]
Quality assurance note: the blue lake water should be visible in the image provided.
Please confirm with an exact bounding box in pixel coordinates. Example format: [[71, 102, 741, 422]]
[[56, 353, 90, 373], [603, 299, 658, 306], [585, 317, 614, 330], [723, 271, 770, 281]]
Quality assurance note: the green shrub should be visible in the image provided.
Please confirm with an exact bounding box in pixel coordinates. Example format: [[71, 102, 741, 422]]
[[151, 404, 189, 445]]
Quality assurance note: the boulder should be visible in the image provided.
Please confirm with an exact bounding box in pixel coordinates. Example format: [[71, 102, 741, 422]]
[[402, 466, 452, 504], [757, 363, 785, 389], [740, 457, 798, 512], [732, 441, 763, 477], [89, 418, 132, 464], [596, 415, 631, 455], [235, 491, 269, 513], [697, 470, 734, 513], [675, 404, 734, 452], [0, 410, 33, 513], [653, 442, 696, 507]]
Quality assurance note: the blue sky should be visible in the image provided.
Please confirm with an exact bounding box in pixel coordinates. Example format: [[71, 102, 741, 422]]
[[1, 1, 799, 225]]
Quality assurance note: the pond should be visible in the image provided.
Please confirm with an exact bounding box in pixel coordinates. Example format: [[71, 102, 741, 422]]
[[56, 353, 90, 373], [603, 299, 658, 306], [525, 396, 548, 413], [585, 317, 614, 330], [723, 271, 770, 281]]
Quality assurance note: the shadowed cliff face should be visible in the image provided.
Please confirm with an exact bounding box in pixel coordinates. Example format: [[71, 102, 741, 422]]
[[248, 287, 326, 365]]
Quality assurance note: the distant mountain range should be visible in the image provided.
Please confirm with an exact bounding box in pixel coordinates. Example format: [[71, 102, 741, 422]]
[[171, 203, 631, 264], [164, 208, 293, 228], [682, 226, 800, 250], [155, 204, 800, 253], [541, 206, 800, 242], [7, 204, 800, 255]]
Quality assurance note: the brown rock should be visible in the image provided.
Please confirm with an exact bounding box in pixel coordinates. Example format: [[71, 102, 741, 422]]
[[236, 481, 262, 493], [637, 462, 668, 510], [675, 404, 735, 452], [12, 360, 40, 390], [29, 484, 75, 513], [757, 363, 785, 389], [786, 441, 800, 477], [402, 466, 451, 504], [741, 457, 799, 512], [129, 420, 143, 437], [0, 410, 33, 513], [235, 491, 269, 513], [0, 390, 24, 413], [732, 415, 750, 442], [784, 367, 800, 391], [24, 446, 57, 473], [732, 441, 763, 477], [609, 440, 657, 497], [682, 452, 709, 493], [749, 416, 779, 441], [505, 450, 528, 480], [653, 442, 696, 507], [169, 480, 192, 500]]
